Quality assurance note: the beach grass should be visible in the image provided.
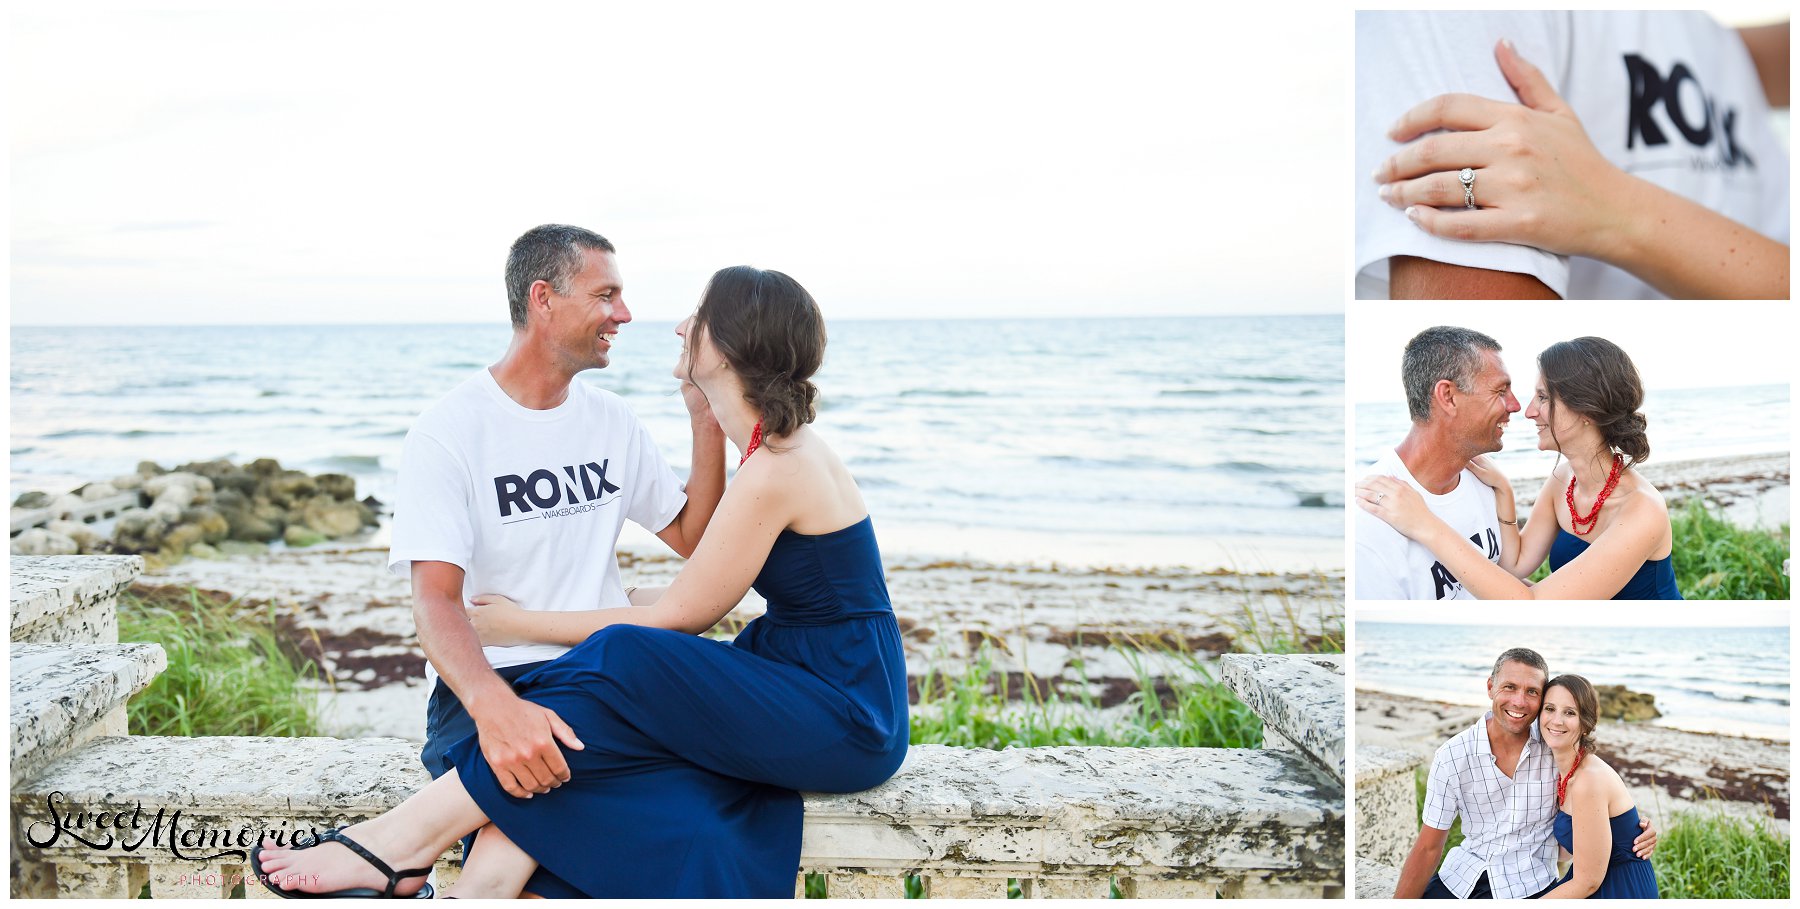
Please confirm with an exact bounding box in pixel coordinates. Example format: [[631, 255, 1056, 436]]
[[1653, 808, 1789, 899], [118, 586, 326, 737], [1668, 499, 1789, 600], [906, 641, 1264, 750], [1525, 500, 1789, 599]]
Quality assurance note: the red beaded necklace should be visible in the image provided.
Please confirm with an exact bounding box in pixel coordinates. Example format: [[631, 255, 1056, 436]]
[[1556, 747, 1585, 806], [738, 422, 763, 467], [1565, 453, 1623, 536]]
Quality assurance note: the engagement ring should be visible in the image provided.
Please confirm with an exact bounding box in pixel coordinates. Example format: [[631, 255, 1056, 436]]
[[1459, 168, 1476, 209]]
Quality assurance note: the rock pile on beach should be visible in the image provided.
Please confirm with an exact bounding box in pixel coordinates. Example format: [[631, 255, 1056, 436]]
[[10, 459, 381, 564], [1595, 684, 1662, 722]]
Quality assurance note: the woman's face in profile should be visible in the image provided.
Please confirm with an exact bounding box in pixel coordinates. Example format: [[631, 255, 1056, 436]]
[[672, 313, 724, 386], [1524, 377, 1580, 453]]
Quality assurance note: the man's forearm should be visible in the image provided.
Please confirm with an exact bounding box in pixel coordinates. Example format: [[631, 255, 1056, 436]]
[[414, 592, 513, 713], [666, 419, 726, 556], [1393, 842, 1444, 898]]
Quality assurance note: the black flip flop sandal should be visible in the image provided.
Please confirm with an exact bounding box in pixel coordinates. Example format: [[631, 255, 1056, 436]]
[[250, 827, 435, 899]]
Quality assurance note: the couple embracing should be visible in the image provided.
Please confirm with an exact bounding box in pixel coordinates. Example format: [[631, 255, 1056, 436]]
[[1356, 326, 1681, 601], [1396, 648, 1659, 899], [252, 225, 908, 898]]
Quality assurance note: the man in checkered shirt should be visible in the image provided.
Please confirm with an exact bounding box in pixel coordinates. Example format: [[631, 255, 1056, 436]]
[[1393, 648, 1658, 898]]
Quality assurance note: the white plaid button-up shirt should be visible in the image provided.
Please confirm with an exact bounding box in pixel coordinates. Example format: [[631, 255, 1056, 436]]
[[1422, 712, 1559, 899]]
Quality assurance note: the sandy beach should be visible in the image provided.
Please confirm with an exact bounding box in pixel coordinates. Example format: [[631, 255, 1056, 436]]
[[1357, 689, 1789, 832], [138, 535, 1343, 743]]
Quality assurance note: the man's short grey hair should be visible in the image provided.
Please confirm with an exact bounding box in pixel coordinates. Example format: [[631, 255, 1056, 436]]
[[505, 225, 616, 328], [1490, 647, 1549, 686], [1402, 326, 1502, 423]]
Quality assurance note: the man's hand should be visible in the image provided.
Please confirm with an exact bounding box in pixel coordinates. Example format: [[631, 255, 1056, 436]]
[[469, 694, 585, 799], [1631, 814, 1657, 859]]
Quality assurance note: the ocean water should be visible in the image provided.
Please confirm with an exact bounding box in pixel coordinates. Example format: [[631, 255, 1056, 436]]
[[10, 316, 1344, 554], [1357, 622, 1789, 740], [1355, 383, 1790, 477]]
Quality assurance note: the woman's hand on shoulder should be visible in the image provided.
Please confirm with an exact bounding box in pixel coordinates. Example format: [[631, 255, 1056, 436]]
[[467, 594, 529, 647], [1355, 476, 1436, 540], [1372, 38, 1633, 262], [1466, 455, 1509, 491]]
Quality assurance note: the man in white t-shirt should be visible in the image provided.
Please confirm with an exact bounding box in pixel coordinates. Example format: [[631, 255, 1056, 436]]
[[1355, 327, 1513, 600], [388, 224, 726, 798], [1356, 11, 1789, 299]]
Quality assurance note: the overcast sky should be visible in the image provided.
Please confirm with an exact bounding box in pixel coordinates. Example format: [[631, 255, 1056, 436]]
[[1348, 301, 1796, 401], [10, 4, 1346, 326]]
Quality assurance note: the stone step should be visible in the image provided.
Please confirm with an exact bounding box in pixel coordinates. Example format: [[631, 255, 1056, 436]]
[[9, 555, 142, 645], [13, 738, 1342, 895], [10, 643, 167, 787], [1219, 653, 1345, 781]]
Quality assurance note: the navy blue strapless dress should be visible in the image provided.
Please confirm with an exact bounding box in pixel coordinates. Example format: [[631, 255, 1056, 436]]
[[1550, 806, 1659, 898], [1548, 528, 1682, 600], [445, 516, 909, 898]]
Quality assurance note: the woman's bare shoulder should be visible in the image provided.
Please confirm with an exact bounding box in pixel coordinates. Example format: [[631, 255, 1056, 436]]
[[1575, 753, 1633, 804]]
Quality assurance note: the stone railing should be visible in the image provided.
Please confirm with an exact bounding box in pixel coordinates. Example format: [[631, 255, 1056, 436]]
[[1354, 744, 1426, 899], [10, 556, 1344, 898]]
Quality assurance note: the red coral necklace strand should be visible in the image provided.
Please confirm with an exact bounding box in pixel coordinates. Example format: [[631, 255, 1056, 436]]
[[1556, 747, 1584, 806], [1565, 453, 1623, 536], [738, 422, 763, 467]]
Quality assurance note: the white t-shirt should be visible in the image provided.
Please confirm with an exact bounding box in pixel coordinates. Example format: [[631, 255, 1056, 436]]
[[1356, 11, 1789, 299], [1354, 448, 1500, 601], [388, 369, 688, 672]]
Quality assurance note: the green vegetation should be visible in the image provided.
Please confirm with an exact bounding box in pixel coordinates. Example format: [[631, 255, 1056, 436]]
[[1654, 809, 1789, 899], [119, 586, 326, 737], [907, 641, 1262, 750], [1668, 500, 1789, 600]]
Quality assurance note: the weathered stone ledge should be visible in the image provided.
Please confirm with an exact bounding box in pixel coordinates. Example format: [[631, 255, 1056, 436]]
[[9, 556, 141, 644], [9, 644, 166, 787], [15, 739, 1342, 896], [1354, 745, 1423, 871], [1220, 653, 1345, 780]]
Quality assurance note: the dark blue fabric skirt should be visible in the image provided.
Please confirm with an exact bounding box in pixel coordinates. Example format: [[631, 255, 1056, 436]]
[[444, 617, 907, 898]]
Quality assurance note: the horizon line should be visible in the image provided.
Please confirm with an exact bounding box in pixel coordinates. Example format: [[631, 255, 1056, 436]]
[[12, 311, 1345, 329]]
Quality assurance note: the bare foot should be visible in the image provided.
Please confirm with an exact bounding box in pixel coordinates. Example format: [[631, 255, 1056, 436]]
[[254, 824, 432, 897]]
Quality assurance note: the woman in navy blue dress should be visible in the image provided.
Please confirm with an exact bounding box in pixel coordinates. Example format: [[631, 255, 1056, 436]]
[[1537, 674, 1658, 898], [253, 267, 908, 898], [1357, 336, 1681, 600]]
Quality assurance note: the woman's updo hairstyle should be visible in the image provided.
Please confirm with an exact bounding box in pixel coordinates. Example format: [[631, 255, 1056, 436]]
[[692, 266, 826, 438], [1538, 337, 1650, 466], [1545, 673, 1599, 754]]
